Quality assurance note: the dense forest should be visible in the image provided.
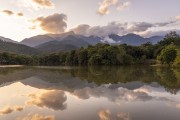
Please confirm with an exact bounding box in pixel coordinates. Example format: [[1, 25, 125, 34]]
[[0, 32, 180, 66]]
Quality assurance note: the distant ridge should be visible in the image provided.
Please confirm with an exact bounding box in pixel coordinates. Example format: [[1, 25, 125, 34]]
[[0, 32, 164, 53], [0, 39, 40, 55]]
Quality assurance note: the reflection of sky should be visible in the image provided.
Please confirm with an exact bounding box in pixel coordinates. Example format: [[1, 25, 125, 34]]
[[0, 78, 180, 120]]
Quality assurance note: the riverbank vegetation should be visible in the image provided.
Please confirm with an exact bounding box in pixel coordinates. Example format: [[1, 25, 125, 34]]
[[0, 32, 179, 66]]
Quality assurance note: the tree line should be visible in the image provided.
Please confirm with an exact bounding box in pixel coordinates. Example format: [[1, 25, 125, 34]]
[[0, 31, 179, 66]]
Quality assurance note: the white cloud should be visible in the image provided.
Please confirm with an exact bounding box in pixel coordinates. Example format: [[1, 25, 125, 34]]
[[97, 0, 131, 15], [17, 0, 54, 10], [101, 36, 120, 44], [117, 1, 131, 11]]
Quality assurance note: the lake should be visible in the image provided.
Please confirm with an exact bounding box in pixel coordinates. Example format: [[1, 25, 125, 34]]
[[0, 66, 180, 120]]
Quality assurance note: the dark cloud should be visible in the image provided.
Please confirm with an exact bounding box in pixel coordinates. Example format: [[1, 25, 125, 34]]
[[16, 12, 24, 17], [155, 21, 177, 27], [27, 90, 67, 110], [32, 13, 67, 33], [1, 10, 24, 17], [70, 85, 174, 104], [70, 20, 179, 37], [70, 24, 90, 35], [70, 22, 125, 37], [127, 22, 154, 32], [145, 29, 180, 37], [1, 10, 14, 16]]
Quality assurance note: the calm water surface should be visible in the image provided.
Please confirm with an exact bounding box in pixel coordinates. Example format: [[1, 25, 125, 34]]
[[0, 66, 180, 120]]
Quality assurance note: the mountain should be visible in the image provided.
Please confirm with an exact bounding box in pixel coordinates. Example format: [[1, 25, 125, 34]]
[[108, 34, 149, 45], [21, 31, 102, 47], [20, 32, 165, 53], [0, 36, 18, 43], [21, 35, 55, 47], [21, 31, 102, 52], [0, 39, 40, 55], [148, 36, 164, 44], [36, 40, 78, 53], [108, 34, 122, 42], [119, 33, 150, 45], [21, 31, 76, 47], [35, 35, 93, 53], [109, 34, 164, 45]]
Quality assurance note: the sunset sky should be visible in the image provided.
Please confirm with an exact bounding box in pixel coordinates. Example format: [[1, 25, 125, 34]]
[[0, 0, 180, 41]]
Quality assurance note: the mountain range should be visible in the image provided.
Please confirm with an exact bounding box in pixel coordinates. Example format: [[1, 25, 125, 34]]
[[0, 32, 164, 54]]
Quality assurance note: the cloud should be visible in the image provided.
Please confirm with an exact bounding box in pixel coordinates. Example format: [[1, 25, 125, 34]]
[[97, 0, 131, 15], [27, 90, 67, 110], [144, 29, 180, 37], [32, 0, 54, 8], [1, 10, 14, 16], [31, 13, 67, 33], [126, 22, 154, 33], [70, 20, 179, 37], [71, 85, 173, 104], [117, 1, 131, 11], [1, 10, 24, 17], [70, 22, 125, 37], [16, 12, 24, 17], [101, 36, 120, 44], [16, 114, 55, 120], [0, 105, 24, 115], [176, 104, 180, 108], [155, 21, 177, 27], [175, 15, 180, 20], [70, 24, 91, 35], [14, 106, 24, 111], [97, 0, 118, 15], [98, 109, 131, 120], [0, 106, 14, 115], [17, 0, 54, 10]]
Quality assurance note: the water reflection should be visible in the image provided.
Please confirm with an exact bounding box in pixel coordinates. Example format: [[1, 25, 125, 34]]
[[0, 66, 179, 120], [27, 90, 67, 110]]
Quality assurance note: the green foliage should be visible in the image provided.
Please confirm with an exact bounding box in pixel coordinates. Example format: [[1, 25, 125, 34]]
[[0, 31, 179, 66], [0, 52, 33, 65], [174, 47, 180, 66], [158, 31, 180, 46], [158, 44, 177, 65], [65, 50, 78, 66], [0, 39, 40, 55], [78, 48, 88, 65]]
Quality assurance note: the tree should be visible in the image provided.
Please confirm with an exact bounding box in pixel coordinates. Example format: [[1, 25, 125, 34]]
[[158, 44, 177, 65], [78, 48, 88, 65], [65, 50, 78, 65], [158, 31, 180, 46]]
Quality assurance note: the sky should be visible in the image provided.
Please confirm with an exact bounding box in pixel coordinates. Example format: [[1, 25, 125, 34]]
[[0, 0, 180, 42]]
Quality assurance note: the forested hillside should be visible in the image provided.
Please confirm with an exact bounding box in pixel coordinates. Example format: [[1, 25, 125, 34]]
[[0, 32, 179, 66]]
